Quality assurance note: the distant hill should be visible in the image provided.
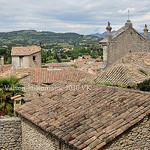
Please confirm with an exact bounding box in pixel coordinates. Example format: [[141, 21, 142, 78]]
[[90, 31, 115, 38], [0, 30, 102, 47], [141, 32, 150, 38], [91, 31, 150, 39]]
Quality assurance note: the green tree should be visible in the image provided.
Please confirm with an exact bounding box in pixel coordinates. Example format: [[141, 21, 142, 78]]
[[54, 52, 61, 62], [0, 76, 24, 116], [41, 49, 47, 63]]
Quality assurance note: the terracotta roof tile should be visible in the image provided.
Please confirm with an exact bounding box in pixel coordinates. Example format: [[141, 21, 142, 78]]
[[28, 68, 93, 84], [11, 46, 41, 56], [16, 85, 150, 150], [84, 52, 150, 86]]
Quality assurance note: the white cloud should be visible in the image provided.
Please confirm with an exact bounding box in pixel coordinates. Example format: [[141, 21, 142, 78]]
[[0, 0, 150, 34], [118, 8, 135, 14]]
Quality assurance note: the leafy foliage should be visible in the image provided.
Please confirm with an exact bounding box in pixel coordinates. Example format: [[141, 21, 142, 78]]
[[0, 76, 24, 116], [137, 79, 150, 92], [0, 30, 102, 65], [0, 30, 102, 46], [71, 64, 77, 68], [138, 68, 148, 75], [64, 45, 103, 60], [0, 46, 12, 64]]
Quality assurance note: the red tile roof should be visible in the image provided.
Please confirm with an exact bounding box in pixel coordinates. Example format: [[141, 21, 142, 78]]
[[11, 46, 41, 56], [0, 67, 92, 85], [29, 68, 92, 84], [17, 84, 150, 150], [0, 69, 29, 79], [0, 65, 11, 74], [85, 52, 150, 85]]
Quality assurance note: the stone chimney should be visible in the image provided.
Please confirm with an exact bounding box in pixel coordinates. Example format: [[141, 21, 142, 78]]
[[105, 21, 112, 40], [125, 20, 132, 28], [143, 24, 149, 39]]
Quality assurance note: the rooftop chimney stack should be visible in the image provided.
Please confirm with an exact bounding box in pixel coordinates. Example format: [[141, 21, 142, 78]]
[[143, 24, 149, 39], [105, 22, 112, 40]]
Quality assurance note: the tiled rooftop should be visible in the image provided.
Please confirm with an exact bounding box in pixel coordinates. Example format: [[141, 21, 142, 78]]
[[0, 65, 11, 74], [29, 68, 92, 84], [11, 46, 41, 56], [0, 67, 92, 85], [0, 69, 29, 79], [43, 62, 73, 68], [84, 52, 150, 86], [17, 84, 150, 150]]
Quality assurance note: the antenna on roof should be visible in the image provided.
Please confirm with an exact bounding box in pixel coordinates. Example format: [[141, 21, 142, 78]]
[[128, 9, 130, 20]]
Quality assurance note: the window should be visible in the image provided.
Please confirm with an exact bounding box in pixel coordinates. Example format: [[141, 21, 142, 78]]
[[33, 56, 36, 61], [19, 56, 23, 67]]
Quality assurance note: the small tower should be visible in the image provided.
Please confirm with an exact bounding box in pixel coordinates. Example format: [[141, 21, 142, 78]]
[[125, 10, 132, 28], [143, 24, 149, 39], [105, 21, 112, 40], [125, 20, 132, 28]]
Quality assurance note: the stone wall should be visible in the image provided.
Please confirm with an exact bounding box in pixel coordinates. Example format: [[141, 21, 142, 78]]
[[20, 75, 41, 102], [12, 51, 41, 69], [21, 117, 73, 150], [0, 116, 22, 150], [107, 28, 149, 67], [29, 51, 41, 68], [103, 115, 150, 150]]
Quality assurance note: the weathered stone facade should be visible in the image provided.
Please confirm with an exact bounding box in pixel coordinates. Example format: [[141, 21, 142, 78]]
[[19, 109, 150, 150], [21, 117, 72, 150], [0, 116, 22, 150], [100, 21, 150, 69], [103, 115, 150, 150], [20, 75, 41, 101], [107, 28, 149, 67], [11, 46, 41, 69]]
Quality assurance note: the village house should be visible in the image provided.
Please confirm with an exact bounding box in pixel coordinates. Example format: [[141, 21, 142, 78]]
[[42, 62, 74, 69], [0, 20, 150, 150], [73, 58, 102, 74], [100, 20, 150, 69], [15, 84, 149, 150], [87, 52, 150, 86], [0, 66, 93, 102], [11, 46, 41, 69]]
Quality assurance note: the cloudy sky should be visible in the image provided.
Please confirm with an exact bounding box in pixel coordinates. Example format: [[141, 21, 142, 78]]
[[0, 0, 150, 34]]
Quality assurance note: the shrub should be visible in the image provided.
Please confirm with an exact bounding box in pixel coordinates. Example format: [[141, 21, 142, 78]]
[[61, 59, 70, 62], [102, 82, 111, 86], [71, 64, 77, 68], [138, 68, 147, 75], [137, 79, 150, 92], [0, 76, 24, 116], [46, 59, 58, 63]]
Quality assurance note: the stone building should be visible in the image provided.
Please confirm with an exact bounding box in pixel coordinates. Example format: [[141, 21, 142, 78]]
[[0, 116, 22, 150], [11, 46, 41, 69], [73, 58, 102, 74], [87, 52, 150, 86], [16, 84, 150, 150], [0, 67, 93, 102], [100, 20, 150, 69]]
